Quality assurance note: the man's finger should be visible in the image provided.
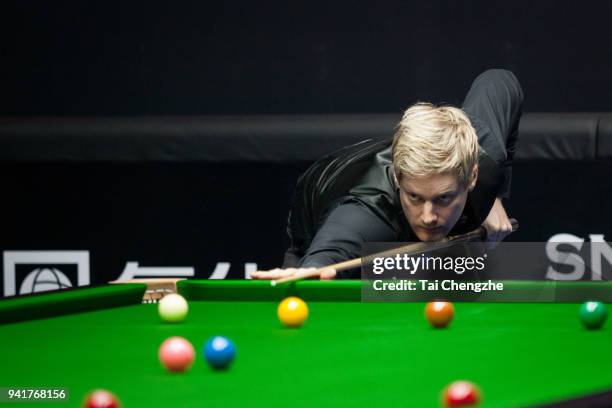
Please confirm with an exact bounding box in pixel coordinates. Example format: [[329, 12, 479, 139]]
[[320, 268, 336, 280], [249, 269, 276, 279], [251, 268, 294, 280]]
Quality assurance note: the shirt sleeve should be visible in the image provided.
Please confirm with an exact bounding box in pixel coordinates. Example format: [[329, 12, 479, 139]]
[[462, 69, 524, 198], [299, 201, 397, 277]]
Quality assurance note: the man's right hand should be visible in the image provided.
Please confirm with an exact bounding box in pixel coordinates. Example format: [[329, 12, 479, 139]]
[[250, 267, 337, 281]]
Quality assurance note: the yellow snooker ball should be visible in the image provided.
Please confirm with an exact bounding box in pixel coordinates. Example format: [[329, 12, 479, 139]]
[[277, 296, 309, 328], [158, 293, 189, 323]]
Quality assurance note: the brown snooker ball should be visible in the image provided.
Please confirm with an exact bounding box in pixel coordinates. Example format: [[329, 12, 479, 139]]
[[425, 301, 454, 328]]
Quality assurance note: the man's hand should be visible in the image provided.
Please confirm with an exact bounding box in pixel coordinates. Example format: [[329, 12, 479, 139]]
[[482, 197, 513, 247], [250, 267, 337, 281]]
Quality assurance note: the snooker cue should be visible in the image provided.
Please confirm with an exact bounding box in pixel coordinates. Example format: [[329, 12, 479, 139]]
[[271, 218, 519, 286]]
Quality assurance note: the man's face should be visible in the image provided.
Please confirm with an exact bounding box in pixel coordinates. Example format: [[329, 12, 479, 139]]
[[397, 172, 475, 242]]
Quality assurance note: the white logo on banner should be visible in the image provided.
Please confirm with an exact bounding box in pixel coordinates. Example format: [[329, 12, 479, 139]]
[[546, 234, 612, 280], [20, 267, 73, 293], [3, 251, 90, 297], [117, 262, 195, 280], [118, 262, 257, 280]]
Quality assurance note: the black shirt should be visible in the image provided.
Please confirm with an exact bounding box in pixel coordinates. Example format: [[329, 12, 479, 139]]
[[285, 69, 523, 272]]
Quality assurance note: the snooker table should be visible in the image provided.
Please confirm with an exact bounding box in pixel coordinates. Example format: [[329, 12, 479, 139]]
[[1, 280, 612, 408]]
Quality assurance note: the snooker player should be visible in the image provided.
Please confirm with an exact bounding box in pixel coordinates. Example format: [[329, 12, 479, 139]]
[[251, 69, 523, 280]]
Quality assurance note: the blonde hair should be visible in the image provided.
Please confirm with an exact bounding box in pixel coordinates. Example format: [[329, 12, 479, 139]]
[[392, 103, 479, 186]]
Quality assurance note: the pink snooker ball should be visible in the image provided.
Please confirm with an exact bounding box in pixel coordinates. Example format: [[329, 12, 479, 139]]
[[159, 336, 195, 372]]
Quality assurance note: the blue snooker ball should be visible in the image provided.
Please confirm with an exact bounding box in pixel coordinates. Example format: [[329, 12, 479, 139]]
[[204, 336, 236, 369]]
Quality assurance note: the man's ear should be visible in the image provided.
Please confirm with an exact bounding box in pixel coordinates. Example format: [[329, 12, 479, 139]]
[[393, 171, 400, 188], [468, 164, 478, 191]]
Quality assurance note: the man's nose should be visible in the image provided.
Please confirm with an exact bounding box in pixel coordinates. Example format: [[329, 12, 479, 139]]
[[421, 202, 438, 225]]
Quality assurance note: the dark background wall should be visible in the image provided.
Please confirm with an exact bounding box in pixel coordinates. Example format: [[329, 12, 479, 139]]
[[1, 2, 611, 296], [2, 1, 612, 116]]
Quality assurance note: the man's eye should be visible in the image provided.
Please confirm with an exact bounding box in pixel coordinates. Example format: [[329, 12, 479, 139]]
[[408, 194, 420, 202], [437, 195, 452, 204]]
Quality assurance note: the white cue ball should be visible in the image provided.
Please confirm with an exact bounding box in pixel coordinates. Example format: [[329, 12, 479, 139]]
[[158, 293, 189, 323]]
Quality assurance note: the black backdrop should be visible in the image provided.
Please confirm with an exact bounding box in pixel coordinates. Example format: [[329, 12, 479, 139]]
[[1, 159, 610, 293], [2, 0, 612, 115], [2, 2, 612, 296]]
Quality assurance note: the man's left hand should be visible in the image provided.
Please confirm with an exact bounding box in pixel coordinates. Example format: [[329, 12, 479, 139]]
[[250, 267, 337, 281]]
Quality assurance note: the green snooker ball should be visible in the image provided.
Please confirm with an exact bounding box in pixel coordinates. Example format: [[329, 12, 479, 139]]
[[580, 301, 607, 330]]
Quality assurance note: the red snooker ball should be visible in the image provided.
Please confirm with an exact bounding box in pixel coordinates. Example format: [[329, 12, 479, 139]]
[[159, 336, 195, 372], [83, 389, 120, 408], [444, 380, 481, 407]]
